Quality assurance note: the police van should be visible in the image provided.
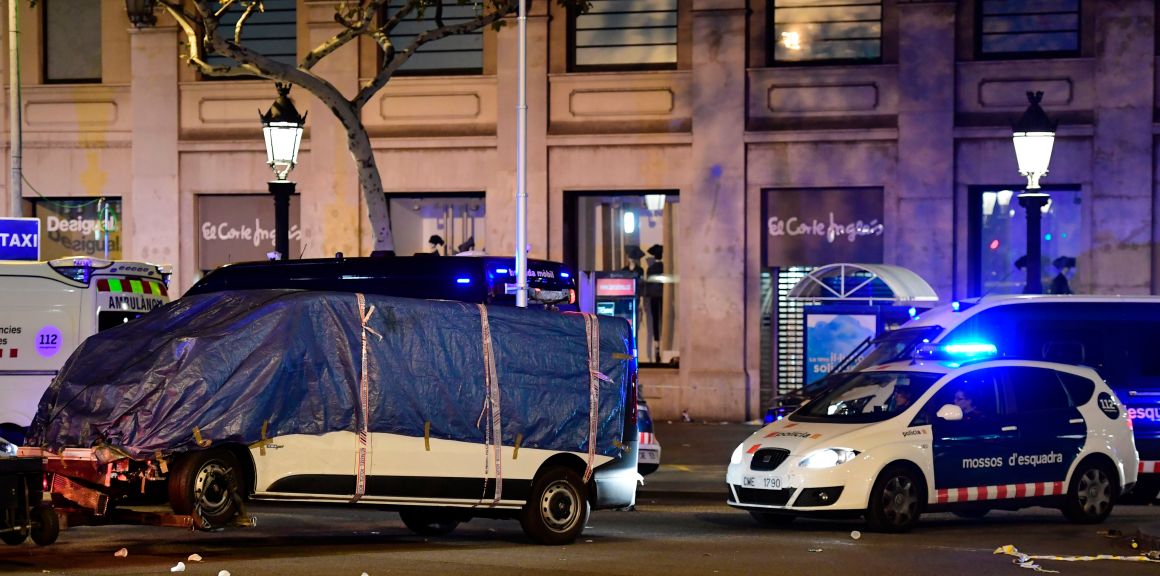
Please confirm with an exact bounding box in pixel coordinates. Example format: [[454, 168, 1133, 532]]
[[0, 257, 170, 444], [728, 353, 1138, 532]]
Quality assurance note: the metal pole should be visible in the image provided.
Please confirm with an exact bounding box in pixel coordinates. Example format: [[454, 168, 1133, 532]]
[[1019, 192, 1049, 294], [514, 0, 528, 307], [269, 180, 294, 260], [8, 0, 21, 218]]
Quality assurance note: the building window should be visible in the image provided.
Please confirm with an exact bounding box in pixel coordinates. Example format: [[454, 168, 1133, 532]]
[[977, 0, 1080, 57], [43, 0, 101, 82], [388, 195, 485, 256], [566, 192, 679, 366], [569, 0, 678, 71], [387, 0, 484, 75], [770, 0, 882, 64], [25, 198, 121, 260], [969, 186, 1083, 296], [207, 0, 297, 69]]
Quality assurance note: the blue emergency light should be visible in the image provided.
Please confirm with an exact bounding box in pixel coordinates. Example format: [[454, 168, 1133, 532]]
[[912, 341, 998, 362], [495, 268, 508, 274], [455, 277, 471, 285]]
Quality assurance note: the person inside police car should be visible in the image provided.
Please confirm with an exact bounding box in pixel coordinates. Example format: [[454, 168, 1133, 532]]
[[953, 388, 988, 421], [892, 387, 914, 412]]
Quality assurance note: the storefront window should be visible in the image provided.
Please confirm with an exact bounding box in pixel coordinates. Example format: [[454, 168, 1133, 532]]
[[387, 194, 485, 256], [197, 194, 302, 273], [568, 192, 679, 366], [25, 197, 121, 260], [970, 186, 1083, 296]]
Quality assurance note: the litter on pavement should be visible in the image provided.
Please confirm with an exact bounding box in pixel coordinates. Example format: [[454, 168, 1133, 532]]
[[113, 548, 128, 558], [994, 544, 1160, 572], [170, 561, 186, 572]]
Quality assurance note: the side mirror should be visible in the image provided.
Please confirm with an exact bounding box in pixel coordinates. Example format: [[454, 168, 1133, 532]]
[[936, 404, 963, 421]]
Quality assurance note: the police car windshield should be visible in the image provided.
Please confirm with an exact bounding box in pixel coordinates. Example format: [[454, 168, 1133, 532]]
[[850, 326, 943, 371], [791, 371, 941, 424]]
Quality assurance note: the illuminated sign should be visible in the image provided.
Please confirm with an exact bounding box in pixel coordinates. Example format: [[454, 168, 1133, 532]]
[[0, 218, 41, 261], [764, 188, 884, 267], [596, 277, 635, 297]]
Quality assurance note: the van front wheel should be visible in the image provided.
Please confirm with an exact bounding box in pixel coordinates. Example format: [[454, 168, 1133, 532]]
[[519, 466, 589, 545], [168, 449, 243, 529]]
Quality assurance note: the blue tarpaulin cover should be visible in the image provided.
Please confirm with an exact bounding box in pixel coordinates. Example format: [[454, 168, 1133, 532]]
[[27, 290, 633, 461]]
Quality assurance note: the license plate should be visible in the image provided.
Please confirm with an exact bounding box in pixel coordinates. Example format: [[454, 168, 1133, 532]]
[[742, 475, 782, 489], [638, 449, 659, 463]]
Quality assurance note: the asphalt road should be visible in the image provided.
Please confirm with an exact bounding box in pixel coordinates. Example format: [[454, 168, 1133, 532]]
[[4, 422, 1159, 575]]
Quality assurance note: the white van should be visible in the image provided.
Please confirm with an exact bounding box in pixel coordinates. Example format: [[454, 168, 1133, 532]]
[[0, 257, 170, 443]]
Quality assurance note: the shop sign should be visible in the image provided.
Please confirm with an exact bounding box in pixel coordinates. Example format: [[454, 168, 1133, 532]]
[[198, 194, 301, 270], [35, 199, 121, 260], [764, 188, 884, 267], [0, 218, 40, 261]]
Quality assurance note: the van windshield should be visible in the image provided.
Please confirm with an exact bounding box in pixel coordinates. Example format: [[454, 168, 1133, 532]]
[[851, 326, 943, 370], [791, 370, 941, 424]]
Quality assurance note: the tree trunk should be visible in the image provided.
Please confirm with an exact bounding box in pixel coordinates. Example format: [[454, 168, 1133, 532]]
[[329, 98, 394, 253]]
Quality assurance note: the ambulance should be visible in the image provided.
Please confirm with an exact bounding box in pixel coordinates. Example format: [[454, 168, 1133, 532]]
[[728, 350, 1138, 532], [0, 257, 169, 445]]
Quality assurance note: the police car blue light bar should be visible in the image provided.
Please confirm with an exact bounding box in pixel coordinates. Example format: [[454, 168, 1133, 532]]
[[912, 341, 998, 361], [942, 343, 997, 356], [456, 277, 471, 284]]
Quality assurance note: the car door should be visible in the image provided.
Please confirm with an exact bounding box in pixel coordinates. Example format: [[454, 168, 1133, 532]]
[[999, 366, 1084, 485], [926, 368, 1018, 491]]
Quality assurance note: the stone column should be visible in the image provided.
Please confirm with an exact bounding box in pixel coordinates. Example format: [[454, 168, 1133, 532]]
[[127, 25, 180, 284], [895, 0, 955, 301], [1090, 0, 1153, 294], [491, 0, 550, 258], [684, 0, 747, 420], [301, 0, 360, 258]]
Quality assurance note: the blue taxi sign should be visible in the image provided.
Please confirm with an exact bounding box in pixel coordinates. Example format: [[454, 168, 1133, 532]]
[[0, 217, 40, 261]]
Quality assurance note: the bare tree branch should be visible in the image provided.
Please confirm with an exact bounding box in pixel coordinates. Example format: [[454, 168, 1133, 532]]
[[234, 1, 259, 45], [353, 0, 515, 110], [302, 1, 385, 71]]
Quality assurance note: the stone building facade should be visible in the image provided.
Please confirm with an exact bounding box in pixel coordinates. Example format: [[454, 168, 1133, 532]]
[[0, 0, 1156, 420]]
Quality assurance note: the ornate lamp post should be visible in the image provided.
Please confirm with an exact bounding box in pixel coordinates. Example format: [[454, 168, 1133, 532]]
[[1012, 91, 1056, 294], [124, 0, 157, 28], [260, 83, 306, 260]]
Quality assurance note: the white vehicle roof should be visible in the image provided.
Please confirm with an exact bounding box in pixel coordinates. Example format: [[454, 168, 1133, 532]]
[[904, 294, 1160, 337]]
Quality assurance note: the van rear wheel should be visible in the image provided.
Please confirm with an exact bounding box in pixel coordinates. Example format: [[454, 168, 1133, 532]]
[[168, 449, 243, 529], [519, 466, 589, 545]]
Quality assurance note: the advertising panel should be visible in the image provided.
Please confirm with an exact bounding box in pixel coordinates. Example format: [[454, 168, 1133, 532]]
[[804, 312, 878, 385]]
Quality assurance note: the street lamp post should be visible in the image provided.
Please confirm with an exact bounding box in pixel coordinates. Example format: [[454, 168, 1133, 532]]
[[260, 83, 306, 260], [1011, 91, 1056, 294]]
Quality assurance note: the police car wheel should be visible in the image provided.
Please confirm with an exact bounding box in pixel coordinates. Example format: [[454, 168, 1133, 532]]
[[865, 465, 923, 533], [1063, 462, 1116, 524], [169, 449, 243, 528], [749, 511, 796, 526], [399, 509, 462, 537], [519, 466, 590, 545]]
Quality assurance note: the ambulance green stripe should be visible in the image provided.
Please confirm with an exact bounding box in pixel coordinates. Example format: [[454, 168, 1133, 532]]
[[130, 280, 144, 294], [108, 279, 123, 292]]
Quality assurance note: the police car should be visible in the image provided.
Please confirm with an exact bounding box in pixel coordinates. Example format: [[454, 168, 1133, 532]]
[[727, 349, 1138, 532]]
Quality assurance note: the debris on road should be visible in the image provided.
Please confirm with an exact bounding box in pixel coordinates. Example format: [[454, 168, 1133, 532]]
[[850, 530, 862, 540], [187, 554, 203, 562], [217, 571, 230, 576], [994, 544, 1160, 572], [113, 548, 128, 558], [808, 548, 823, 553], [170, 561, 186, 572]]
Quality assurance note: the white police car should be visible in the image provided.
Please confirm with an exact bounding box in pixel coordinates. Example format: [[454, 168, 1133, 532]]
[[727, 353, 1138, 532]]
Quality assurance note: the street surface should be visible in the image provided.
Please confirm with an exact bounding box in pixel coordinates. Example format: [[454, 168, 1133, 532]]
[[1, 422, 1158, 576]]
